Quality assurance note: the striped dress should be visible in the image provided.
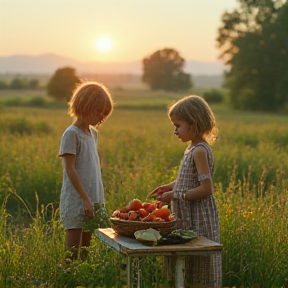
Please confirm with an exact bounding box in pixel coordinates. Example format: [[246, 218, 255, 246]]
[[171, 142, 222, 288]]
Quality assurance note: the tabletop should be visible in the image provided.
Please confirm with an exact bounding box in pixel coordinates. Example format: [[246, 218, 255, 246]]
[[96, 228, 222, 257]]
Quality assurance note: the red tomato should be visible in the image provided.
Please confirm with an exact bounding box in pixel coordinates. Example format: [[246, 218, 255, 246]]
[[142, 202, 152, 211], [141, 214, 156, 222], [138, 208, 149, 218], [119, 207, 130, 213], [119, 212, 129, 220], [151, 207, 171, 220], [156, 201, 167, 209], [146, 203, 157, 213], [128, 211, 140, 221], [128, 199, 143, 211]]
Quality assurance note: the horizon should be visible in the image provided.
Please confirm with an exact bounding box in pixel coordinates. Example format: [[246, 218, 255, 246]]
[[1, 52, 226, 64], [0, 53, 226, 75], [0, 0, 238, 64]]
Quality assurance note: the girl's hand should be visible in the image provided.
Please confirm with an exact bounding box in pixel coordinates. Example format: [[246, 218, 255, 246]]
[[147, 183, 174, 199], [84, 199, 94, 218], [157, 190, 174, 204]]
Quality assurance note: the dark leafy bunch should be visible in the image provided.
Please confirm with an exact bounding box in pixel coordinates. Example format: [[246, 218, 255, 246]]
[[83, 203, 110, 233]]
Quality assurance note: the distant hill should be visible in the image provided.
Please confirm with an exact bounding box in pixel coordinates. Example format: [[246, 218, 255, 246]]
[[0, 53, 226, 76], [0, 54, 226, 88]]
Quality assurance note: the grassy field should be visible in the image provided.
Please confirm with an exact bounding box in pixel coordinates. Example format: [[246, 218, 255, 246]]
[[0, 88, 288, 288]]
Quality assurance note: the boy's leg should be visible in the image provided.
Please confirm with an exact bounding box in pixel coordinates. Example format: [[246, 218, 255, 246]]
[[65, 228, 83, 260], [81, 231, 92, 246], [65, 229, 92, 260], [80, 231, 92, 260]]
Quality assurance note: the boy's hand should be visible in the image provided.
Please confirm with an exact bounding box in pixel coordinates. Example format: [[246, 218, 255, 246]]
[[84, 199, 94, 218]]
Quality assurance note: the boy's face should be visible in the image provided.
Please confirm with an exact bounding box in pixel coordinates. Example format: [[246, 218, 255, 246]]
[[170, 115, 193, 143], [87, 109, 107, 126]]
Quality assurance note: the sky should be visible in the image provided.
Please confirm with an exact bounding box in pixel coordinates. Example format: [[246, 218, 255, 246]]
[[0, 0, 239, 63]]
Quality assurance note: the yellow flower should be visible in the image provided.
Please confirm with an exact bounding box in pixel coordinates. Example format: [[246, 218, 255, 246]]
[[243, 211, 254, 219], [226, 209, 234, 216]]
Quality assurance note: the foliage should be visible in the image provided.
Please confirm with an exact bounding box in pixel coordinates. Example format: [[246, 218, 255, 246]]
[[217, 0, 288, 111], [203, 89, 224, 103], [0, 77, 40, 90], [27, 78, 40, 89], [0, 95, 67, 109], [46, 67, 81, 101], [0, 94, 288, 287], [27, 96, 46, 107], [10, 77, 26, 89], [0, 80, 8, 89], [142, 48, 192, 92]]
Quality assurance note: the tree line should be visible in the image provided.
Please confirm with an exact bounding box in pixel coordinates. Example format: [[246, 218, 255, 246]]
[[0, 77, 40, 90], [2, 0, 287, 112], [46, 48, 194, 102]]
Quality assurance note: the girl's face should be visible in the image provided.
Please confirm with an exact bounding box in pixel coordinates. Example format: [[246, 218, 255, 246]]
[[170, 115, 193, 143]]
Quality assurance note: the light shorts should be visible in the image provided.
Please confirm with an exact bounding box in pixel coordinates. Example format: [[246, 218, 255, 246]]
[[61, 214, 85, 229]]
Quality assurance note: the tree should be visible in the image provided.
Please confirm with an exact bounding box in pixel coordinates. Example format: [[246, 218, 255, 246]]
[[10, 77, 25, 89], [47, 67, 81, 101], [217, 0, 288, 111], [28, 78, 39, 89], [217, 0, 280, 65], [0, 80, 8, 90], [142, 48, 192, 92]]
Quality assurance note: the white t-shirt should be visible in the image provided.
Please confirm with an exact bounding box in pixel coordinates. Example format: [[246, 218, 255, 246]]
[[59, 125, 105, 222]]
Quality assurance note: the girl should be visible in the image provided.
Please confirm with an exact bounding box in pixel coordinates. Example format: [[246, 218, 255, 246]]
[[151, 95, 221, 288], [59, 81, 113, 260]]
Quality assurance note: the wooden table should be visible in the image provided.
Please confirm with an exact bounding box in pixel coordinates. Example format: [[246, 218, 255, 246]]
[[96, 228, 222, 288]]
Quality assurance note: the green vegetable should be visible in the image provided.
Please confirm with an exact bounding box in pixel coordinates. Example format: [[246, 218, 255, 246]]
[[169, 229, 198, 238], [83, 203, 110, 232]]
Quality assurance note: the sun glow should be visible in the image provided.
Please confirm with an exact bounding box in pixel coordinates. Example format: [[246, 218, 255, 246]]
[[96, 37, 112, 53]]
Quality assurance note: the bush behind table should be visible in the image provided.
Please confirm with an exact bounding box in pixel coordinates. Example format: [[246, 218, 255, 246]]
[[0, 93, 288, 287]]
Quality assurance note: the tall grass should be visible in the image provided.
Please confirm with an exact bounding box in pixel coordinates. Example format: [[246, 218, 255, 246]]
[[0, 93, 288, 287]]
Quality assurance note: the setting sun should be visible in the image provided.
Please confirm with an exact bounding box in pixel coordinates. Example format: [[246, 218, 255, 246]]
[[96, 37, 112, 53]]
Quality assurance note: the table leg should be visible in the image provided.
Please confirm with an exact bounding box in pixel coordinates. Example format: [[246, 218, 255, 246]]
[[175, 256, 185, 288], [137, 257, 142, 288], [127, 257, 142, 288], [127, 257, 133, 288]]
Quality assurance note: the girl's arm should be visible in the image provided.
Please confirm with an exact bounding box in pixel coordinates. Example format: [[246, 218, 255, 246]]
[[62, 153, 94, 216], [185, 146, 213, 201]]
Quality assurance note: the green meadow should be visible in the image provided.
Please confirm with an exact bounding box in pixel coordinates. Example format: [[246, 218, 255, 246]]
[[0, 89, 288, 288]]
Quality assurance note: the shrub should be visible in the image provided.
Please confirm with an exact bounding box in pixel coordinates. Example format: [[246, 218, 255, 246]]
[[203, 89, 224, 103], [0, 80, 8, 89], [27, 96, 46, 107]]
